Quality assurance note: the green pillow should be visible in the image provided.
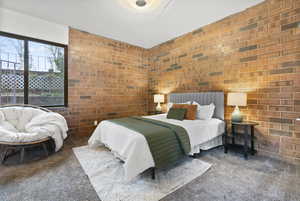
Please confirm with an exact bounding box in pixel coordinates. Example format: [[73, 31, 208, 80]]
[[167, 108, 187, 121]]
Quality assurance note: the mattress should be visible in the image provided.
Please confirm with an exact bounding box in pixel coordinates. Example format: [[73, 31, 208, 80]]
[[88, 114, 225, 180]]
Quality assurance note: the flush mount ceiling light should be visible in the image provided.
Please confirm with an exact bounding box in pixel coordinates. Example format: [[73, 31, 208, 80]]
[[121, 0, 153, 10], [119, 0, 174, 14], [136, 0, 147, 7]]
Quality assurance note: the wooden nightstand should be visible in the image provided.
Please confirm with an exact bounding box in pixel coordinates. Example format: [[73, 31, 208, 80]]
[[224, 121, 258, 159]]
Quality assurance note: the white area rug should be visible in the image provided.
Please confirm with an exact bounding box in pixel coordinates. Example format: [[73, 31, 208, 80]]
[[73, 146, 212, 201]]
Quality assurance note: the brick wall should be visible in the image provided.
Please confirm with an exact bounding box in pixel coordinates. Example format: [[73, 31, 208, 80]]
[[148, 0, 300, 161], [48, 0, 300, 161], [53, 28, 149, 136]]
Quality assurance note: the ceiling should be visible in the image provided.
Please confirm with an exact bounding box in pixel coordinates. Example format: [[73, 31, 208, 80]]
[[0, 0, 264, 48]]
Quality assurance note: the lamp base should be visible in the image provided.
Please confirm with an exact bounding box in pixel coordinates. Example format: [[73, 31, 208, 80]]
[[156, 103, 162, 112], [231, 106, 243, 122]]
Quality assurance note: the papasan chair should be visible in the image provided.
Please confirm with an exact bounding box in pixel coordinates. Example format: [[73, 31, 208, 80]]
[[0, 104, 68, 164]]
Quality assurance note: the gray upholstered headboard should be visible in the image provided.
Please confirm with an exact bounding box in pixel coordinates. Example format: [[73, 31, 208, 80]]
[[168, 92, 224, 120]]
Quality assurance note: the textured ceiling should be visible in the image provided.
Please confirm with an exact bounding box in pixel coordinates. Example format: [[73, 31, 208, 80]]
[[0, 0, 264, 48]]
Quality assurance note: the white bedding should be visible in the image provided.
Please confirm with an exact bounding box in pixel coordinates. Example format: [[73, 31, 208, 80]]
[[88, 114, 225, 180]]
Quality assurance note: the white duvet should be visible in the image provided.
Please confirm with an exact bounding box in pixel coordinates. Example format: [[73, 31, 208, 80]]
[[88, 114, 224, 180], [0, 108, 68, 152]]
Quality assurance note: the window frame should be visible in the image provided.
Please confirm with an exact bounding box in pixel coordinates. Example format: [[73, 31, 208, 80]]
[[0, 31, 68, 107]]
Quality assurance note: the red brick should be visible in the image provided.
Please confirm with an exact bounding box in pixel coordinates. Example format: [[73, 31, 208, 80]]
[[54, 28, 148, 137], [148, 0, 300, 160]]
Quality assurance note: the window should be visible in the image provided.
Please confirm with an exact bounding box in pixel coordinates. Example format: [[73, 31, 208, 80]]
[[0, 32, 68, 107]]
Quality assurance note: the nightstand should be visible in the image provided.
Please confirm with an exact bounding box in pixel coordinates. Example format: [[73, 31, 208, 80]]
[[224, 121, 258, 159]]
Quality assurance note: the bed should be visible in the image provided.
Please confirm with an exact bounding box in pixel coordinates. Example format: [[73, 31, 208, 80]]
[[88, 92, 225, 180]]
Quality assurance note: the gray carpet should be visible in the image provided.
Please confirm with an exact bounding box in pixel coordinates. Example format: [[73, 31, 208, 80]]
[[1, 135, 300, 201]]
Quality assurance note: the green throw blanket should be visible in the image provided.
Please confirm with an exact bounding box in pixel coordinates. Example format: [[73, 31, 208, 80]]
[[108, 117, 191, 169]]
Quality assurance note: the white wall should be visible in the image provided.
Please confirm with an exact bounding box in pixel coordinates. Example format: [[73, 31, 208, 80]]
[[0, 8, 69, 45]]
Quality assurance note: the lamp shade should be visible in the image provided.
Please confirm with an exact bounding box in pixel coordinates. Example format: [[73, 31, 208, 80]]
[[227, 93, 247, 106], [154, 94, 164, 103]]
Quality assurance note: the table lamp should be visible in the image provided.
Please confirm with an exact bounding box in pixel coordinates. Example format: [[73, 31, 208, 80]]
[[227, 92, 247, 122], [154, 94, 164, 112]]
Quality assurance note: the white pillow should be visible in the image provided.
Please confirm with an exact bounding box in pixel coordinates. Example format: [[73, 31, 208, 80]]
[[192, 102, 215, 120], [167, 101, 191, 112]]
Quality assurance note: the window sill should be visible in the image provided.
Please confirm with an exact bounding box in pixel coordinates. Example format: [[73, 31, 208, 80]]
[[42, 105, 68, 110]]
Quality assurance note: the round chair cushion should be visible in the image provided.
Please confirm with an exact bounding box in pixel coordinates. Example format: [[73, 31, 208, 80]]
[[0, 107, 48, 143], [0, 107, 46, 132]]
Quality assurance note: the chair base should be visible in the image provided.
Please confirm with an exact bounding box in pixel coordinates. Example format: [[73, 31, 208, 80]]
[[0, 137, 54, 165]]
